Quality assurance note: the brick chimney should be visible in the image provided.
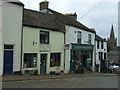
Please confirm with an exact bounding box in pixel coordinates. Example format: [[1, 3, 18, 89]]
[[65, 13, 77, 21], [39, 1, 49, 11]]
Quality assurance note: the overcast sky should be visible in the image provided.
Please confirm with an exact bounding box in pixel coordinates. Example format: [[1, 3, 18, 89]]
[[20, 0, 119, 40]]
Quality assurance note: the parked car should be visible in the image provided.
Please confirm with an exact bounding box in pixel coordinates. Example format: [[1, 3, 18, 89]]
[[109, 65, 120, 73]]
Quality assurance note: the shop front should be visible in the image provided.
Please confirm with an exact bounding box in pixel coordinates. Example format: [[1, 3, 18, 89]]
[[70, 44, 93, 73]]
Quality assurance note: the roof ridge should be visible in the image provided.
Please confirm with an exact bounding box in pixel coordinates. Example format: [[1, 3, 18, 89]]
[[47, 8, 95, 33]]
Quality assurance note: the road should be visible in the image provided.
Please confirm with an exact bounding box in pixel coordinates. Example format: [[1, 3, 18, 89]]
[[2, 76, 119, 88]]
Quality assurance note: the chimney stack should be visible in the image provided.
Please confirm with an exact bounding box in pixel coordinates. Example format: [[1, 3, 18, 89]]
[[65, 13, 77, 21], [39, 1, 49, 11]]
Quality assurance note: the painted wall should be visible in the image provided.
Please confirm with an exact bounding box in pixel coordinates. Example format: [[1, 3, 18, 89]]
[[2, 2, 23, 72], [0, 2, 3, 75], [95, 41, 107, 65], [65, 26, 95, 45], [118, 1, 120, 46], [95, 40, 107, 72], [65, 25, 95, 73], [23, 26, 64, 74]]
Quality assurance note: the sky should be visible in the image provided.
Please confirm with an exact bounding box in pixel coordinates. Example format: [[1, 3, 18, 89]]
[[20, 0, 119, 40]]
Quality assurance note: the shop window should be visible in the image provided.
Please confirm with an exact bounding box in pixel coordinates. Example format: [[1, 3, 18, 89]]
[[24, 53, 37, 68], [77, 31, 82, 44], [40, 31, 49, 44], [88, 34, 92, 44], [50, 53, 61, 67]]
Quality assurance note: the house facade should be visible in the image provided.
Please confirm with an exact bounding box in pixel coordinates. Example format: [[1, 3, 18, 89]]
[[22, 1, 96, 74], [0, 1, 24, 75], [22, 8, 65, 74], [65, 25, 96, 73], [0, 2, 3, 75], [95, 35, 107, 72], [1, 1, 98, 75], [118, 1, 120, 46]]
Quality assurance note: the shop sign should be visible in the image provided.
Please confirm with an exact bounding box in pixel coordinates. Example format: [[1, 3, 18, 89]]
[[40, 44, 50, 52], [64, 44, 70, 49], [72, 44, 93, 51]]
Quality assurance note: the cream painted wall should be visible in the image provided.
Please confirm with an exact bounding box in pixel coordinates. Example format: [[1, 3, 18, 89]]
[[0, 2, 3, 75], [65, 25, 96, 73], [118, 2, 120, 46], [2, 2, 23, 72], [23, 26, 64, 74]]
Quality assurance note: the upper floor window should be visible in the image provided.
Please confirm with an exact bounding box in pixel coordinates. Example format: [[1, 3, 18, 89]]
[[101, 41, 104, 49], [88, 34, 92, 44], [77, 31, 82, 44], [40, 31, 49, 44], [97, 40, 99, 49]]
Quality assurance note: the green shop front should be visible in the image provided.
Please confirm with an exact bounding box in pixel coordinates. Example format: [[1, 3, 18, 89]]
[[70, 44, 93, 73]]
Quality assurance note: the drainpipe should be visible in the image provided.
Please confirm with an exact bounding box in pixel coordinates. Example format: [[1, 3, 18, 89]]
[[63, 32, 66, 73], [20, 6, 24, 75]]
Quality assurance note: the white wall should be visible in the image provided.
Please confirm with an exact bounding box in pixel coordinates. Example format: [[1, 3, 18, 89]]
[[2, 2, 23, 72], [0, 2, 3, 75], [95, 41, 107, 65], [65, 25, 95, 73], [118, 1, 120, 46], [66, 26, 95, 45]]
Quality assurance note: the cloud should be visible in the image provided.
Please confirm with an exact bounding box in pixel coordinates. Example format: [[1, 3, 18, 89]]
[[20, 0, 118, 39]]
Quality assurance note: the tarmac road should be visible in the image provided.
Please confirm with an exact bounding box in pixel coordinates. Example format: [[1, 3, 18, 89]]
[[2, 75, 119, 88]]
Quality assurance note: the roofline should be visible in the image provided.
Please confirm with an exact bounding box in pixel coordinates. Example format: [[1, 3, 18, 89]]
[[66, 24, 96, 33], [23, 24, 66, 33], [9, 2, 24, 6], [48, 8, 96, 34]]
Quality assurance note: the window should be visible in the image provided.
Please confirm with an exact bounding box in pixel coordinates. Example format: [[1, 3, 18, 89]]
[[97, 41, 99, 49], [88, 34, 92, 44], [77, 31, 82, 44], [99, 52, 103, 60], [101, 41, 104, 49], [50, 53, 61, 67], [104, 53, 106, 59], [24, 53, 37, 68], [40, 31, 49, 44]]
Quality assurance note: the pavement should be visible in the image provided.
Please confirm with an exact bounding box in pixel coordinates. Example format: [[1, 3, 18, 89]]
[[1, 72, 118, 83]]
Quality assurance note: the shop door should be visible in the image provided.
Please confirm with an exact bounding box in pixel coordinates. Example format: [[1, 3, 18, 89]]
[[3, 50, 13, 74], [40, 54, 47, 74], [70, 51, 76, 72]]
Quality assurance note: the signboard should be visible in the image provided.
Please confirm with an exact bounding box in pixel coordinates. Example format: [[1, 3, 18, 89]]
[[64, 44, 70, 49], [40, 44, 50, 52], [72, 44, 93, 51]]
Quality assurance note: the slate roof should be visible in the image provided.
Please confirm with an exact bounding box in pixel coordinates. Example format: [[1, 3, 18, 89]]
[[23, 8, 96, 33], [95, 35, 106, 42], [108, 51, 120, 55], [48, 9, 96, 33], [23, 9, 65, 32]]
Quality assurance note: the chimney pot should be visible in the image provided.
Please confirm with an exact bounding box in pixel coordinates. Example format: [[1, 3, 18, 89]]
[[39, 1, 49, 11], [65, 12, 77, 21]]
